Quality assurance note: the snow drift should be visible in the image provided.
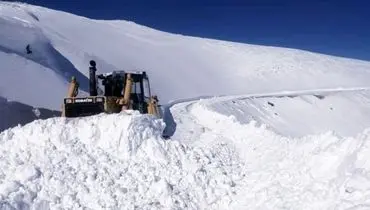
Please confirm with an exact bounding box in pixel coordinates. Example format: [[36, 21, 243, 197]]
[[0, 112, 244, 210], [2, 2, 370, 210], [2, 104, 370, 209]]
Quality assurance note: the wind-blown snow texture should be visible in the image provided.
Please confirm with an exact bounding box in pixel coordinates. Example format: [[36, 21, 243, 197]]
[[2, 2, 370, 210]]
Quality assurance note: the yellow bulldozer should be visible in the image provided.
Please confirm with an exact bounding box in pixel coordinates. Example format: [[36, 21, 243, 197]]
[[61, 60, 160, 118]]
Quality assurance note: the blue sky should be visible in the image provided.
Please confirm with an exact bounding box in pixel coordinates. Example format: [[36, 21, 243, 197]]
[[15, 0, 370, 61]]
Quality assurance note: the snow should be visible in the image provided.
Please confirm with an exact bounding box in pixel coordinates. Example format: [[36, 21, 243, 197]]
[[190, 88, 370, 138], [174, 99, 370, 209], [0, 111, 244, 209], [2, 97, 370, 209], [0, 7, 89, 110], [2, 1, 370, 110], [2, 1, 370, 210]]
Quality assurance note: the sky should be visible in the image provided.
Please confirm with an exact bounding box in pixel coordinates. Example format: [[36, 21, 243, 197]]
[[12, 0, 370, 61]]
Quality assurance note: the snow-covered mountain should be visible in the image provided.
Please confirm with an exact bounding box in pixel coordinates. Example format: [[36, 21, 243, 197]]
[[2, 2, 370, 110], [2, 2, 370, 210]]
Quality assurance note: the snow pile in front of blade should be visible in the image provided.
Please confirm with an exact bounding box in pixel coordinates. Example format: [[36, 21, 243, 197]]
[[1, 110, 165, 160], [190, 102, 370, 209], [0, 111, 244, 210]]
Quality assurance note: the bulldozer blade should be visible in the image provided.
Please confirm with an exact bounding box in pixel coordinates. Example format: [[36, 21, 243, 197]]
[[63, 97, 105, 118]]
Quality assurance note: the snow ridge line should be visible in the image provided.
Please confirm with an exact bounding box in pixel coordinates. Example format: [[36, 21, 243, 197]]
[[165, 86, 370, 109]]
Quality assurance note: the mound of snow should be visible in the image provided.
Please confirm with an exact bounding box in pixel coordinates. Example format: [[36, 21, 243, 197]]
[[0, 111, 244, 209]]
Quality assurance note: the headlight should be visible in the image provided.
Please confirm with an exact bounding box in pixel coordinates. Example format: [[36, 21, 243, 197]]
[[65, 99, 72, 103], [96, 97, 104, 102]]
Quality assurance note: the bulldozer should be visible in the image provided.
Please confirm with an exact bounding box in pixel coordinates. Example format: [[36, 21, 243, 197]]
[[61, 60, 160, 118]]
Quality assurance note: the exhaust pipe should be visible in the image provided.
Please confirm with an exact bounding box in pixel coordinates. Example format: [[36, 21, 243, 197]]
[[89, 60, 98, 96]]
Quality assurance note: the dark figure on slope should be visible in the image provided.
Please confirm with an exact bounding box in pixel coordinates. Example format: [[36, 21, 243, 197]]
[[26, 44, 32, 54]]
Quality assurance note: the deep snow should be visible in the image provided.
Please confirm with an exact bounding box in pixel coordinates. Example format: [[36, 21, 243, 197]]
[[188, 100, 370, 210], [2, 2, 370, 210], [0, 112, 244, 210], [2, 100, 370, 209]]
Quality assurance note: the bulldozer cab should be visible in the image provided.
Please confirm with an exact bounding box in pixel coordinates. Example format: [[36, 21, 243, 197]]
[[98, 71, 152, 113], [62, 60, 160, 118]]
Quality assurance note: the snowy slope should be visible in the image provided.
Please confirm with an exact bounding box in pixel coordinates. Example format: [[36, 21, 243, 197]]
[[0, 4, 89, 110], [0, 96, 60, 132], [2, 1, 370, 111], [2, 2, 370, 210]]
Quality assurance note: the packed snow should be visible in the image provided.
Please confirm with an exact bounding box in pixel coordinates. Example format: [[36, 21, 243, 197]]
[[2, 1, 370, 210], [0, 111, 244, 209]]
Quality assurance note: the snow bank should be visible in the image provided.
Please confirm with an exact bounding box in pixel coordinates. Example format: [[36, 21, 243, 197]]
[[189, 102, 370, 209], [0, 112, 244, 210], [2, 94, 370, 209], [196, 89, 370, 138]]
